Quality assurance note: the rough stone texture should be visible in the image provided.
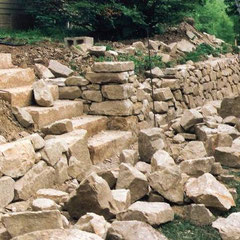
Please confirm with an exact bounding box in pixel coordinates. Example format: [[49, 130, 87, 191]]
[[82, 90, 102, 102], [74, 213, 110, 239], [179, 141, 207, 161], [0, 176, 15, 208], [153, 87, 173, 101], [90, 100, 133, 116], [138, 128, 165, 163], [15, 161, 55, 200], [0, 53, 14, 69], [48, 60, 73, 77], [116, 163, 148, 203], [180, 156, 215, 176], [151, 150, 175, 172], [12, 229, 104, 240], [184, 204, 215, 226], [32, 198, 58, 211], [107, 220, 168, 240], [35, 64, 54, 79], [117, 201, 174, 226], [36, 189, 68, 204], [112, 189, 131, 212], [67, 173, 117, 220], [12, 107, 34, 128], [219, 96, 240, 118], [214, 147, 240, 168], [23, 134, 45, 151], [59, 86, 81, 100], [102, 84, 133, 100], [97, 168, 119, 189], [212, 212, 240, 240], [33, 79, 54, 107], [135, 162, 151, 175], [177, 39, 195, 52], [92, 62, 134, 73], [2, 210, 63, 238], [42, 119, 73, 135], [185, 173, 235, 211], [55, 155, 70, 184], [180, 109, 203, 130], [119, 149, 138, 165], [0, 139, 35, 178], [148, 165, 184, 204], [86, 72, 129, 84], [65, 76, 89, 86]]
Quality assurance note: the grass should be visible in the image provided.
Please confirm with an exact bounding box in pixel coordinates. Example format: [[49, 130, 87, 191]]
[[160, 216, 221, 240]]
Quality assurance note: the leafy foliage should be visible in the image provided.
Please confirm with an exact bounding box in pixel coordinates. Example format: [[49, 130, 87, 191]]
[[25, 0, 202, 40], [192, 0, 235, 43]]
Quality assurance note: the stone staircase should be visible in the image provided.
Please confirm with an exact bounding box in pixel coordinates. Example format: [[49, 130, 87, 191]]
[[0, 53, 134, 169]]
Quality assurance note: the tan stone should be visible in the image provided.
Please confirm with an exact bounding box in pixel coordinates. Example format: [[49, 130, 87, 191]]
[[102, 84, 133, 100], [185, 173, 235, 211], [154, 101, 169, 113], [0, 53, 14, 69], [12, 107, 34, 128], [55, 154, 70, 184], [2, 210, 63, 238], [59, 86, 81, 100], [0, 176, 15, 208], [151, 150, 175, 172], [74, 213, 110, 239], [119, 149, 138, 165], [92, 62, 134, 73], [138, 128, 165, 163], [153, 87, 173, 101], [65, 76, 89, 86], [15, 161, 55, 200], [0, 68, 35, 89], [86, 72, 129, 84], [97, 168, 119, 189], [89, 46, 106, 56], [212, 212, 240, 240], [90, 100, 133, 116], [35, 64, 54, 79], [36, 189, 68, 204], [117, 201, 174, 226], [108, 220, 168, 240], [67, 172, 117, 220], [32, 198, 58, 211], [132, 41, 146, 51], [177, 39, 195, 53], [48, 60, 73, 77], [42, 119, 73, 135], [112, 189, 131, 212], [0, 139, 35, 178], [82, 90, 102, 102], [116, 163, 148, 203], [11, 229, 103, 240], [180, 109, 203, 130], [88, 131, 133, 164]]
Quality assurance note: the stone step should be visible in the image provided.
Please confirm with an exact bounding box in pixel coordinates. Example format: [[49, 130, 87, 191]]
[[0, 68, 35, 89], [72, 115, 108, 138], [23, 100, 83, 129], [88, 130, 133, 164], [0, 85, 59, 107]]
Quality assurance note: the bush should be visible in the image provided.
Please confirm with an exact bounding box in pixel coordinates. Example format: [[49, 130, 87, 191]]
[[25, 0, 202, 40]]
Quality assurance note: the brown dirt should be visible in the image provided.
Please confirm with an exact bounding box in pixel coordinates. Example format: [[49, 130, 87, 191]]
[[0, 100, 32, 142]]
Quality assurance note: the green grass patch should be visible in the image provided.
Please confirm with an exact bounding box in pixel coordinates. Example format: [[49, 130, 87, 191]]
[[160, 216, 221, 240]]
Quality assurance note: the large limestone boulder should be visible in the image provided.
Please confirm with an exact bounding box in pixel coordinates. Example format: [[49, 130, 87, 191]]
[[107, 220, 168, 240], [42, 119, 73, 135], [116, 163, 148, 203], [138, 128, 165, 163], [0, 139, 35, 178], [214, 147, 240, 168], [33, 79, 54, 107], [66, 173, 117, 220], [0, 176, 15, 208], [12, 107, 34, 128], [185, 173, 235, 211], [117, 201, 174, 226], [180, 156, 215, 176], [15, 161, 55, 200], [178, 141, 207, 161], [90, 100, 133, 116], [102, 84, 133, 100], [86, 72, 129, 84], [32, 198, 58, 211], [177, 39, 195, 53], [35, 64, 54, 79], [219, 96, 240, 118], [112, 189, 131, 212], [48, 60, 73, 77], [11, 229, 103, 240], [92, 62, 134, 73], [2, 210, 63, 238], [36, 188, 69, 204], [151, 150, 175, 172], [73, 213, 110, 239], [212, 212, 240, 240], [184, 204, 215, 226], [180, 109, 203, 130], [148, 165, 184, 204]]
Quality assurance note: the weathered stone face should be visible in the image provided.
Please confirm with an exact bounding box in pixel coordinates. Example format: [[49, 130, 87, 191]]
[[0, 139, 36, 178], [0, 176, 15, 208], [59, 86, 81, 100], [48, 60, 73, 77], [66, 173, 118, 220], [219, 96, 240, 118], [102, 84, 134, 100], [185, 173, 235, 211], [35, 64, 54, 79], [117, 201, 174, 226], [180, 109, 203, 130], [86, 72, 129, 84], [116, 163, 148, 203], [92, 62, 134, 73]]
